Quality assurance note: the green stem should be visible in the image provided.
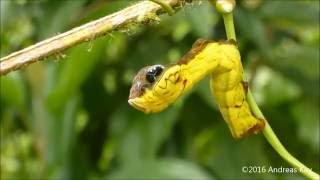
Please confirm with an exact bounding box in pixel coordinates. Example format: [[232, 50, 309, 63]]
[[222, 13, 236, 40], [220, 4, 320, 180], [247, 90, 319, 180]]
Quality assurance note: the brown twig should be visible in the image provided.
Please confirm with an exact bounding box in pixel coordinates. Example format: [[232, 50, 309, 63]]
[[0, 0, 190, 76]]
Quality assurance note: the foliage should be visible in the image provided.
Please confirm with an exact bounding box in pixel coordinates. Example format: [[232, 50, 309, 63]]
[[0, 0, 319, 179]]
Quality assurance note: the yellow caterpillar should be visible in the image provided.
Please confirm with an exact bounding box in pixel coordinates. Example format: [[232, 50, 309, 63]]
[[128, 39, 265, 138]]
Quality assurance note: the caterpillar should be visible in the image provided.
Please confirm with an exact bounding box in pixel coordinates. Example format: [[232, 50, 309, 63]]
[[128, 39, 265, 138]]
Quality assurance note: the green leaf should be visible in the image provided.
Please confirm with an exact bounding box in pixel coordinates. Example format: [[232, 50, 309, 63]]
[[108, 158, 212, 179], [194, 76, 219, 110], [259, 1, 319, 25], [38, 0, 87, 38], [290, 101, 320, 152], [46, 38, 106, 115], [0, 72, 25, 108], [235, 9, 270, 54], [198, 124, 276, 179], [77, 1, 132, 25], [251, 66, 301, 106], [184, 1, 218, 38], [109, 102, 183, 165], [271, 42, 319, 79]]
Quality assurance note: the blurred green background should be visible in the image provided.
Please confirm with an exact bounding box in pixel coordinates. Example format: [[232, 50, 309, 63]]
[[0, 0, 319, 179]]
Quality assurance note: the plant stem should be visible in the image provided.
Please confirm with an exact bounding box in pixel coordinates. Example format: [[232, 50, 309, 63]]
[[0, 0, 190, 76], [222, 13, 236, 40], [247, 91, 319, 180], [219, 2, 320, 180]]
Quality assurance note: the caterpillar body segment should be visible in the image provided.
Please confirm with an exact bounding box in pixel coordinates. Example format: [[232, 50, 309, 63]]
[[208, 44, 265, 138], [210, 79, 265, 138]]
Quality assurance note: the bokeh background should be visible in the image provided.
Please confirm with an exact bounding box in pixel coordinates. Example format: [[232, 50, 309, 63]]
[[1, 0, 319, 179]]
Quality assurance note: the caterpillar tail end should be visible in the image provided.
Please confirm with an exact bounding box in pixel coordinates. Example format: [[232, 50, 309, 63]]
[[230, 111, 266, 139]]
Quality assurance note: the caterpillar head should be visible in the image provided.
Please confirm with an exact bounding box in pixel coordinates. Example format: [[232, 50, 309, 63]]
[[128, 64, 164, 100]]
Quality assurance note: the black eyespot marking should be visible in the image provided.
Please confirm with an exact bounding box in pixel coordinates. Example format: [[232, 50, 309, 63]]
[[146, 65, 164, 83]]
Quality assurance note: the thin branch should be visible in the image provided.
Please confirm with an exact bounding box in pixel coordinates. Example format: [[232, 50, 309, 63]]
[[0, 0, 190, 76]]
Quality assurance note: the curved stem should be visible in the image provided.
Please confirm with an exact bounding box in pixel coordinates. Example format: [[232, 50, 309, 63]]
[[247, 90, 319, 180], [217, 1, 319, 179]]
